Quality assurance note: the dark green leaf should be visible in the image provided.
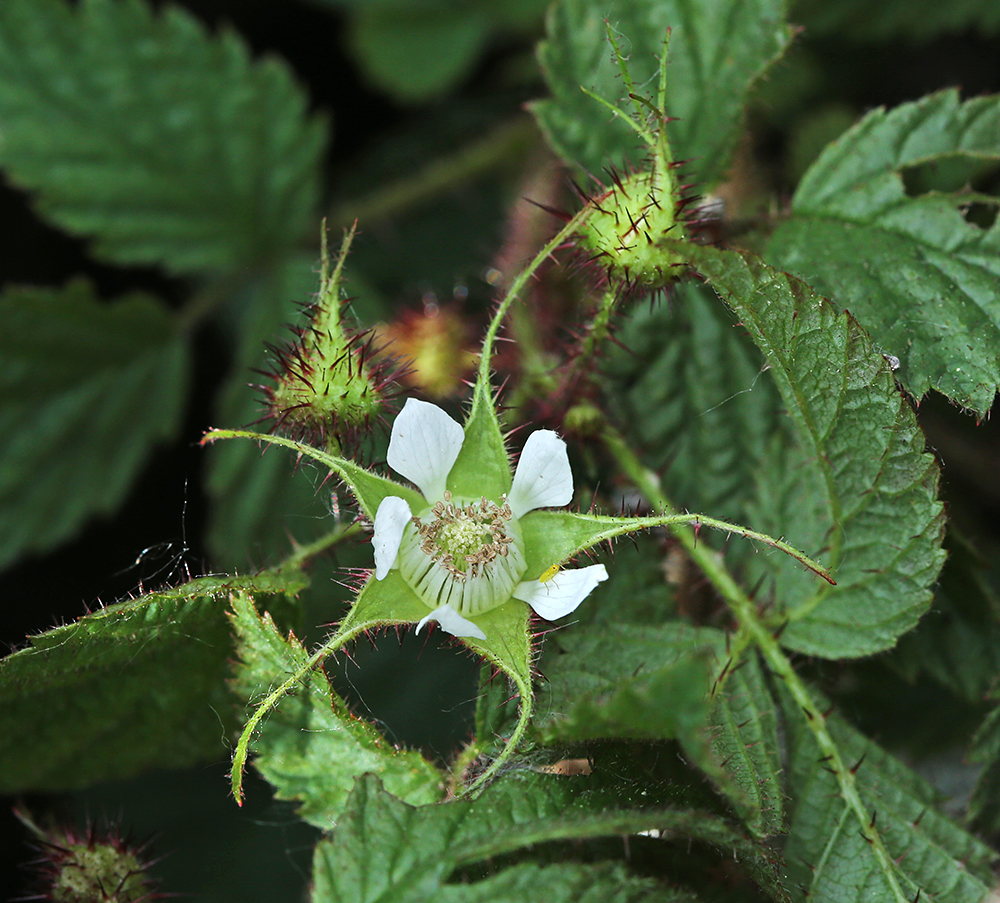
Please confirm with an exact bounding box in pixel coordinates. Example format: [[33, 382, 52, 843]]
[[538, 622, 782, 838], [537, 623, 713, 745], [0, 0, 326, 274], [349, 5, 489, 103], [0, 571, 303, 792], [890, 529, 1000, 702], [767, 90, 1000, 414], [781, 693, 995, 902], [679, 244, 946, 658], [230, 592, 444, 827], [792, 0, 1000, 42], [0, 281, 188, 570], [532, 0, 792, 187], [967, 678, 1000, 832]]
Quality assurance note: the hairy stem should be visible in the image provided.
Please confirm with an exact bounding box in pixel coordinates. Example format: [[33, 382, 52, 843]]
[[460, 669, 534, 798], [601, 423, 909, 903], [231, 615, 372, 805]]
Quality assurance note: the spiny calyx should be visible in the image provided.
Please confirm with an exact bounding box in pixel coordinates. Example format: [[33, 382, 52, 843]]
[[575, 165, 688, 291]]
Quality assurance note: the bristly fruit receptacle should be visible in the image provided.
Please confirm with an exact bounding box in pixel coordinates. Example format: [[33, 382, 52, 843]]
[[261, 222, 396, 453]]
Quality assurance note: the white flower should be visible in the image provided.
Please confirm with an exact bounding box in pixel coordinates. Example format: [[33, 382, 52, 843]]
[[372, 398, 608, 640]]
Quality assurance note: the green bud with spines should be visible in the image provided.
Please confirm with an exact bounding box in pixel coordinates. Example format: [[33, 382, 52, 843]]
[[262, 222, 397, 453], [16, 812, 160, 903], [571, 27, 691, 294]]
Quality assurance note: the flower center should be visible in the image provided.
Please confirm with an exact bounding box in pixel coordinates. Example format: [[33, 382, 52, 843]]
[[398, 492, 526, 617]]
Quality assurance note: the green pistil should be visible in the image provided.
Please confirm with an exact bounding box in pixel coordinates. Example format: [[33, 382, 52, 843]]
[[437, 519, 493, 570]]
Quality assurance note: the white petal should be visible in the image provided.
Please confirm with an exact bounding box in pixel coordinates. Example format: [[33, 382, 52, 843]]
[[415, 604, 487, 640], [513, 564, 608, 621], [372, 496, 411, 580], [387, 398, 465, 502], [507, 429, 573, 518]]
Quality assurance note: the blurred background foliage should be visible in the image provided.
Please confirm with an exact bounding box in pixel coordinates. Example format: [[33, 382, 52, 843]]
[[3, 0, 1000, 899]]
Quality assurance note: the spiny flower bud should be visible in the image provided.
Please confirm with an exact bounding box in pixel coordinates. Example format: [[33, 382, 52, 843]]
[[574, 163, 688, 292], [569, 26, 696, 295], [16, 812, 160, 903], [261, 222, 398, 453]]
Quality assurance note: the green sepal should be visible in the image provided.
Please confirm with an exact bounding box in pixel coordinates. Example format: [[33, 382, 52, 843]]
[[202, 428, 424, 520], [448, 380, 512, 503], [340, 570, 429, 632], [463, 602, 533, 701], [519, 510, 627, 580]]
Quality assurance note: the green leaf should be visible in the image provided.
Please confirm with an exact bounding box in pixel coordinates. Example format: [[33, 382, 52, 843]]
[[781, 694, 996, 902], [0, 570, 303, 793], [312, 771, 762, 903], [537, 623, 713, 745], [230, 592, 444, 827], [349, 5, 488, 103], [708, 653, 784, 838], [539, 622, 784, 838], [0, 0, 326, 275], [678, 244, 946, 658], [766, 90, 1000, 415], [605, 281, 782, 523], [0, 281, 188, 570], [532, 0, 792, 187], [792, 0, 1000, 42]]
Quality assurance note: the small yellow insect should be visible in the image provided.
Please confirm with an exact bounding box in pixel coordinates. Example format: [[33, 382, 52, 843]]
[[540, 563, 561, 583]]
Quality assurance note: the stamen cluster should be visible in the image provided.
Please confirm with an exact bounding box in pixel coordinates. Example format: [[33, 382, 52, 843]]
[[417, 492, 515, 576], [398, 492, 527, 617]]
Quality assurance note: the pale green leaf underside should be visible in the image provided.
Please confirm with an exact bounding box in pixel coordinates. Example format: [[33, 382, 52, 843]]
[[606, 282, 783, 522], [767, 90, 1000, 415], [0, 570, 305, 793], [0, 0, 326, 274], [230, 593, 444, 828], [678, 245, 945, 658], [708, 653, 784, 838], [532, 0, 792, 187], [0, 282, 188, 570], [782, 693, 995, 902]]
